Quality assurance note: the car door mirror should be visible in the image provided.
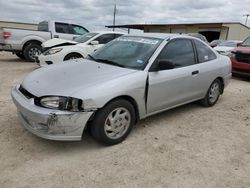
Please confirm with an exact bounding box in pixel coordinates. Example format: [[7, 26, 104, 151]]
[[237, 42, 242, 47], [90, 41, 99, 45], [158, 60, 175, 70]]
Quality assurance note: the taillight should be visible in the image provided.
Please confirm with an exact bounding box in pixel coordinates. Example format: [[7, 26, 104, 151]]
[[3, 31, 11, 39]]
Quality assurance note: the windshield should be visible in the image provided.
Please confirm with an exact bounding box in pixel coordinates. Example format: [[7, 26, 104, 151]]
[[218, 41, 237, 47], [74, 32, 98, 43], [88, 36, 162, 70], [241, 37, 250, 46]]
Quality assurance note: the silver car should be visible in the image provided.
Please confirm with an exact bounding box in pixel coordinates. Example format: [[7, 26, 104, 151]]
[[11, 33, 231, 145]]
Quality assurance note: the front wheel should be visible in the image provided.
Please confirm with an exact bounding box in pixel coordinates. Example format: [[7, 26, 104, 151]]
[[200, 79, 222, 107], [64, 53, 83, 61], [91, 99, 135, 145]]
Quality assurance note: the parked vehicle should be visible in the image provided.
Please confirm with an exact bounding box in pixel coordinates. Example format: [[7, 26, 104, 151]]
[[210, 39, 224, 48], [231, 36, 250, 77], [37, 31, 124, 66], [11, 34, 231, 145], [0, 20, 88, 61], [214, 40, 242, 57]]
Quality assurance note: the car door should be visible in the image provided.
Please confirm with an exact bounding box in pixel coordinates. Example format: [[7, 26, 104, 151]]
[[84, 34, 119, 54], [147, 39, 202, 114]]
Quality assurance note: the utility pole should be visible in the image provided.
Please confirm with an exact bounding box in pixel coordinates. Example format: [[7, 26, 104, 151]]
[[243, 14, 250, 25], [113, 4, 117, 31]]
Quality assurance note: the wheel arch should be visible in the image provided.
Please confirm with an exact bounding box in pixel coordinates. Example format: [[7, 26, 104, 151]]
[[63, 52, 83, 61], [216, 77, 224, 94], [91, 95, 140, 124], [22, 40, 42, 51]]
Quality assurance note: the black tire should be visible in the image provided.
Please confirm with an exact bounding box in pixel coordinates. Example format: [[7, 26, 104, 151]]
[[200, 79, 222, 107], [91, 99, 135, 146], [16, 52, 25, 60], [23, 44, 42, 62], [64, 53, 83, 61]]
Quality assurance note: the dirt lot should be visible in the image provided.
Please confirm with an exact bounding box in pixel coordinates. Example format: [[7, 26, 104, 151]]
[[0, 52, 249, 188]]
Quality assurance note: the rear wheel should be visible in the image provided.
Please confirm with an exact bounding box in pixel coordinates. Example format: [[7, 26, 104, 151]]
[[91, 99, 135, 145], [200, 79, 222, 107], [64, 53, 83, 61], [16, 52, 25, 60], [23, 44, 42, 62]]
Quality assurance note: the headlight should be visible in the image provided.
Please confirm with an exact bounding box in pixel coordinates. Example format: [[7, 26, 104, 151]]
[[228, 52, 235, 59], [37, 96, 83, 111], [43, 48, 63, 55]]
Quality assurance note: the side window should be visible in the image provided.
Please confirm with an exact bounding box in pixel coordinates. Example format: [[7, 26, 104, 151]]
[[157, 39, 196, 68], [114, 34, 123, 39], [55, 22, 70, 34], [38, 21, 48, 31], [194, 39, 217, 63], [72, 25, 88, 35], [94, 34, 116, 44]]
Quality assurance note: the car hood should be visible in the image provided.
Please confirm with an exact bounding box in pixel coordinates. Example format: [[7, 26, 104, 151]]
[[214, 46, 234, 52], [231, 46, 250, 54], [42, 38, 78, 48], [22, 59, 137, 97]]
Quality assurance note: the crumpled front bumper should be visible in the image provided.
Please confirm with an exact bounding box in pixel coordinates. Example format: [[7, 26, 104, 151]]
[[11, 85, 94, 141]]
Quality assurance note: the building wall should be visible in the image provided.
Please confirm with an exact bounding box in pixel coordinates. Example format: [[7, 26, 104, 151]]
[[143, 23, 250, 41], [223, 23, 250, 41], [0, 21, 37, 30]]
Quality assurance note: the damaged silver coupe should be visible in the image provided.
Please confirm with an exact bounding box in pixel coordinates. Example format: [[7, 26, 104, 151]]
[[12, 33, 231, 145]]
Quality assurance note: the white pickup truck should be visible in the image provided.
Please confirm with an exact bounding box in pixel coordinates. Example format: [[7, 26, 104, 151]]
[[0, 20, 88, 61]]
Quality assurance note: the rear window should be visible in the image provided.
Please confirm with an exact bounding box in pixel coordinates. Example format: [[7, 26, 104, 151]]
[[38, 21, 49, 31]]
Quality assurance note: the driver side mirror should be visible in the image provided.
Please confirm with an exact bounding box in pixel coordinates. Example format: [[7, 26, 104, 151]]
[[158, 60, 175, 70], [89, 40, 99, 45], [237, 42, 242, 47]]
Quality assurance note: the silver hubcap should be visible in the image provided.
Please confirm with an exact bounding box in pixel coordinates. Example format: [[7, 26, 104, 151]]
[[209, 82, 220, 103], [29, 48, 41, 60], [104, 107, 131, 139]]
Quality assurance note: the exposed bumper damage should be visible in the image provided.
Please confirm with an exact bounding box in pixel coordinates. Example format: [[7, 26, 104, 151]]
[[11, 85, 94, 141]]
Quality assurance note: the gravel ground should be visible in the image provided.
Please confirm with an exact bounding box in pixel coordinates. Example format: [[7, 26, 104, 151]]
[[0, 52, 250, 188]]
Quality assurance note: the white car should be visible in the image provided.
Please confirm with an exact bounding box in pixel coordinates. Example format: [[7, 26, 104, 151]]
[[214, 40, 242, 57], [37, 31, 124, 66]]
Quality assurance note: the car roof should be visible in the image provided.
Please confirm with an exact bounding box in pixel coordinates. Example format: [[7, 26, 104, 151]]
[[222, 40, 242, 43], [123, 33, 197, 41], [91, 31, 125, 35]]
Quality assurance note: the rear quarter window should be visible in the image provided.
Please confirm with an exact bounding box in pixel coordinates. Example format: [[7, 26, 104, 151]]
[[194, 39, 217, 63]]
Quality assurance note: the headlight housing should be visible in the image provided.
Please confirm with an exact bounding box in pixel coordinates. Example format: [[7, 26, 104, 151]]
[[229, 51, 236, 59], [36, 96, 83, 112], [43, 48, 63, 56]]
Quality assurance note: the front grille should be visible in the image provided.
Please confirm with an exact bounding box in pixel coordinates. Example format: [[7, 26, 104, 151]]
[[232, 68, 250, 74], [235, 52, 250, 64], [19, 85, 36, 99]]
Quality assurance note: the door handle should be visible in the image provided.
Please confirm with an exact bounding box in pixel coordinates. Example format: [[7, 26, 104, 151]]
[[192, 70, 199, 75], [54, 35, 59, 38]]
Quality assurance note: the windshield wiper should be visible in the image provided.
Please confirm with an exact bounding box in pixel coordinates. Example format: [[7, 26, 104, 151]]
[[96, 58, 125, 68]]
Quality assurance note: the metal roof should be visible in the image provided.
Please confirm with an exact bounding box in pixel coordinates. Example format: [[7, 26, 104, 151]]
[[106, 22, 250, 30]]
